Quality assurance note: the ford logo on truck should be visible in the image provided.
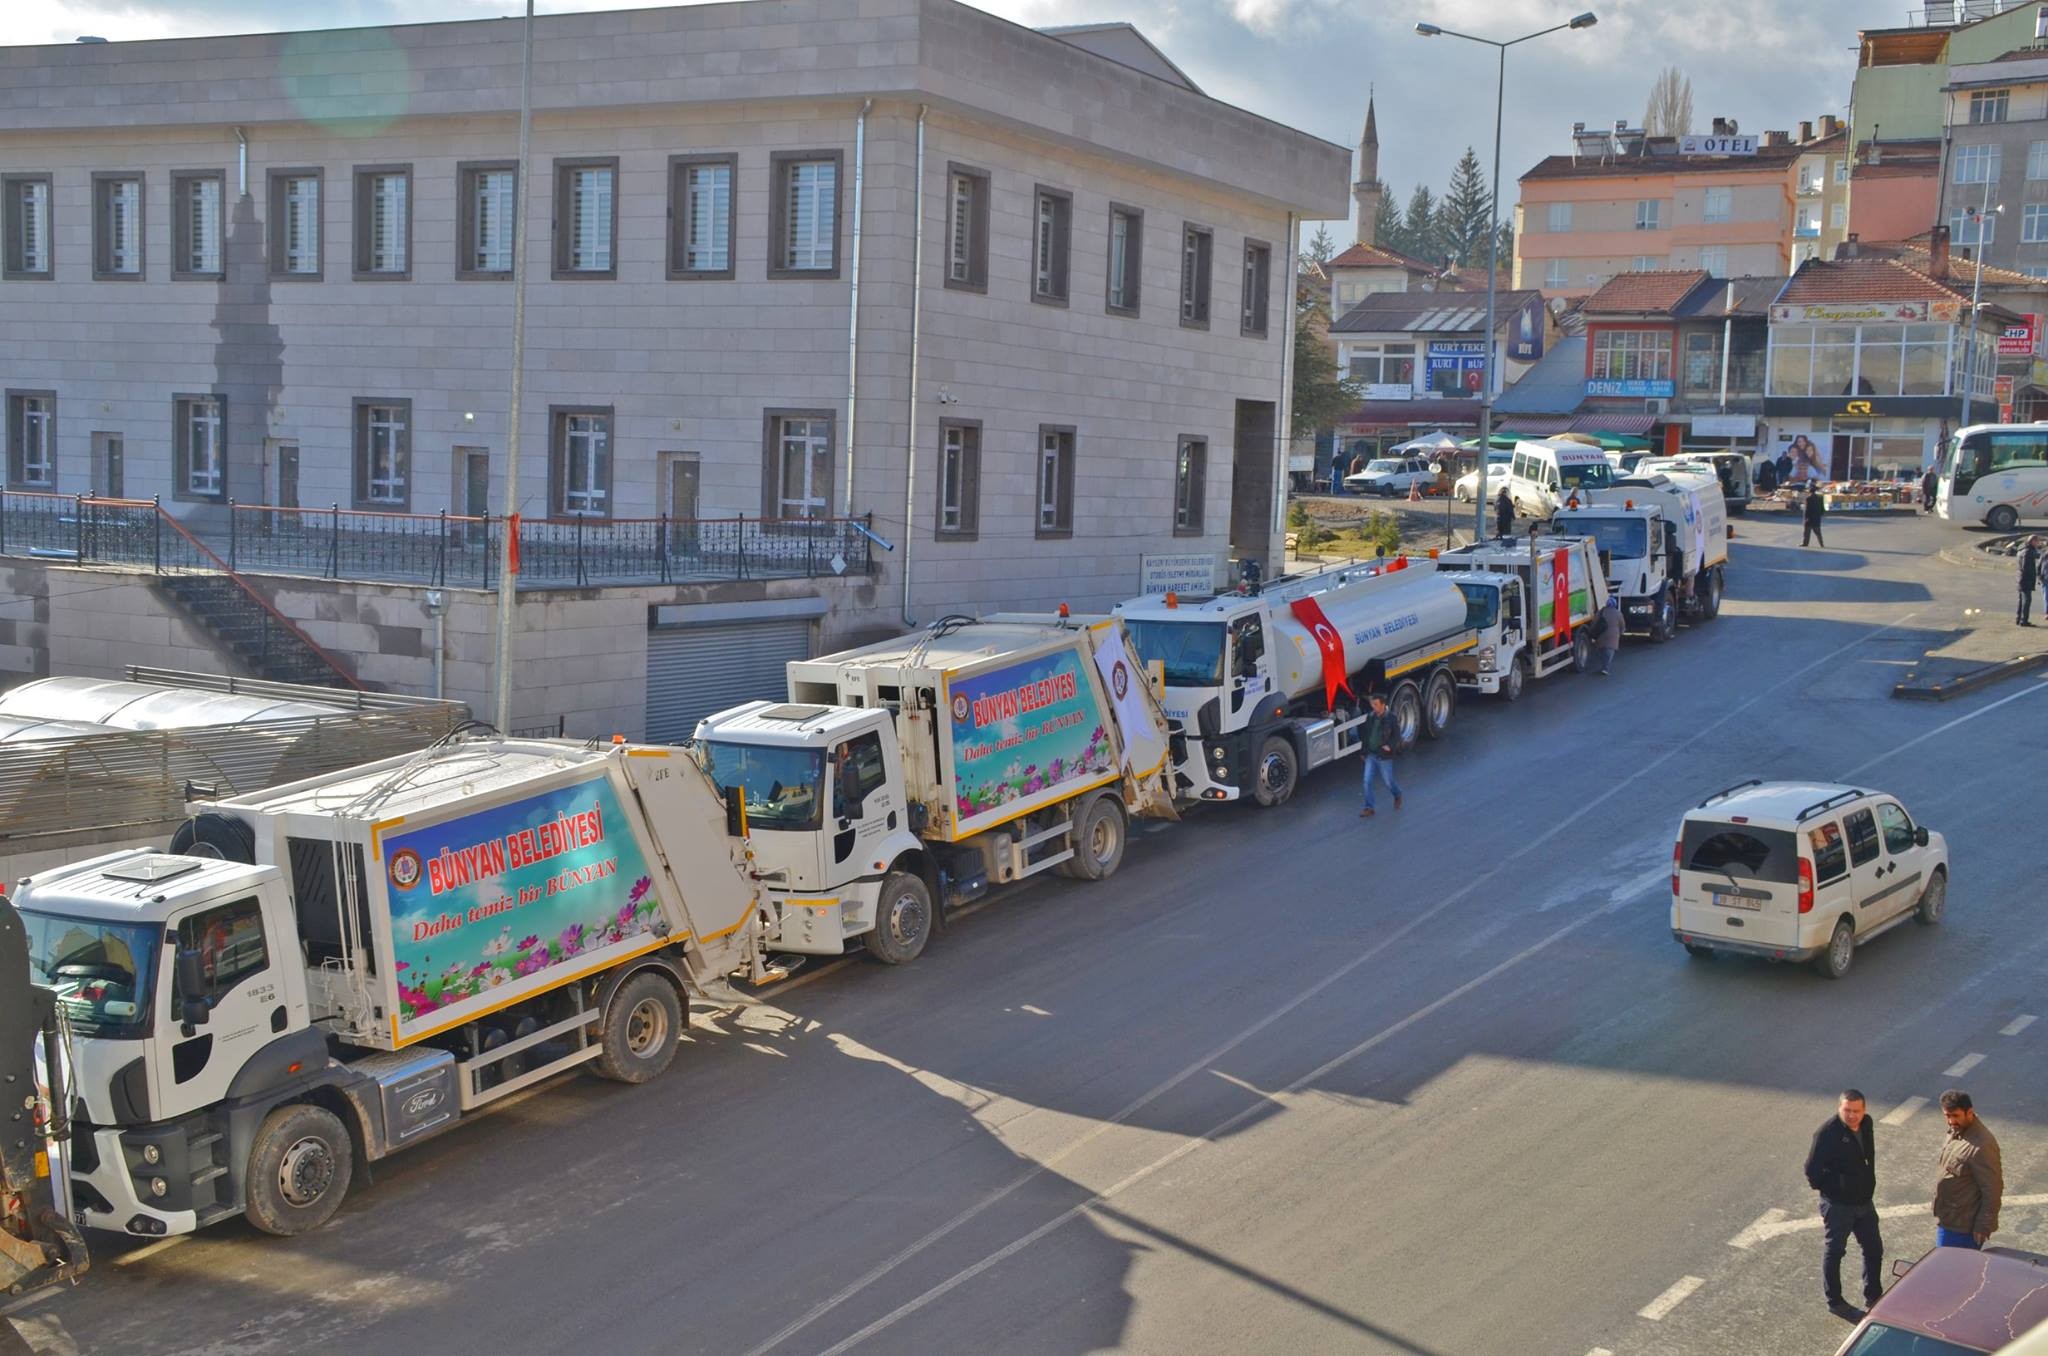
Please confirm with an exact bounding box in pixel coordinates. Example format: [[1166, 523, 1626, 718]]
[[404, 1088, 444, 1117]]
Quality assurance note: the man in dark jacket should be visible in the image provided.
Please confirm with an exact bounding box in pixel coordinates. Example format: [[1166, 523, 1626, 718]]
[[1755, 454, 1779, 495], [1805, 1089, 1882, 1316], [1775, 447, 1795, 484], [1594, 594, 1622, 676], [1494, 486, 1513, 539], [1921, 466, 1939, 514], [1802, 483, 1827, 548], [2019, 538, 2040, 626]]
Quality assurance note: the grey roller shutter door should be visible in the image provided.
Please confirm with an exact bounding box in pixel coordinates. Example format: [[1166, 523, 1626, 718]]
[[645, 618, 812, 744]]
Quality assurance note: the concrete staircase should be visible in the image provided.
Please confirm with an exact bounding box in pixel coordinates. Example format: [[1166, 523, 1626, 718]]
[[152, 574, 359, 689]]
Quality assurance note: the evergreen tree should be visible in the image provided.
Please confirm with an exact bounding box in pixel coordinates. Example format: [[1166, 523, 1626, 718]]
[[1291, 276, 1363, 437], [1402, 185, 1444, 267], [1373, 190, 1403, 256], [1440, 147, 1492, 268], [1301, 223, 1337, 271]]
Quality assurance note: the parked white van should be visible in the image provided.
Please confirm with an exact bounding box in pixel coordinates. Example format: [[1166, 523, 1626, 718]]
[[1934, 422, 2048, 531], [1505, 439, 1616, 519], [1672, 781, 1948, 980]]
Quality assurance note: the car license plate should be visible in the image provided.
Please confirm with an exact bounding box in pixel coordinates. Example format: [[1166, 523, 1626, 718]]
[[1708, 888, 1761, 911]]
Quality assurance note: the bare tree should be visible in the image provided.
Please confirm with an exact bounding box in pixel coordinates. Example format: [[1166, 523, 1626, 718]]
[[1642, 67, 1694, 137]]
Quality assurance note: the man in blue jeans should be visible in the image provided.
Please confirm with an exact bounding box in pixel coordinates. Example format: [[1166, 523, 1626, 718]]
[[1358, 691, 1402, 818]]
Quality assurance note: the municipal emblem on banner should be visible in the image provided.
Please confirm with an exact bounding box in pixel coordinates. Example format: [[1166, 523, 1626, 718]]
[[950, 692, 971, 725], [1111, 659, 1130, 701], [388, 848, 424, 892]]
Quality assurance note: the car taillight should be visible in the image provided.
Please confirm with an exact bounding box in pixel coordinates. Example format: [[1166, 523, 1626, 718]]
[[1798, 857, 1815, 914], [1671, 838, 1682, 898]]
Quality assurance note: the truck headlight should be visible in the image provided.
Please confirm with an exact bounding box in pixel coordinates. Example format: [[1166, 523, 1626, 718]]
[[1476, 645, 1496, 672]]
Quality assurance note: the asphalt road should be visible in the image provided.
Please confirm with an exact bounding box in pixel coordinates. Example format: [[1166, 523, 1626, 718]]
[[10, 509, 2046, 1356]]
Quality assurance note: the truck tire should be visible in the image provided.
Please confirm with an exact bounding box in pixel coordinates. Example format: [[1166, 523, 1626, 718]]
[[866, 870, 933, 965], [1988, 504, 2019, 532], [594, 972, 684, 1084], [169, 812, 255, 863], [1500, 657, 1526, 702], [1390, 682, 1424, 750], [1066, 795, 1127, 881], [1697, 568, 1722, 622], [1421, 669, 1456, 741], [1570, 629, 1594, 674], [1813, 919, 1856, 980], [1250, 736, 1299, 808], [1650, 592, 1676, 643], [244, 1103, 354, 1236]]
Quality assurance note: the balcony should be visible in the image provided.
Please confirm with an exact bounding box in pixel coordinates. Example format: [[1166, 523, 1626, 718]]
[[1796, 180, 1823, 197], [1794, 223, 1822, 238], [1910, 1, 2027, 26]]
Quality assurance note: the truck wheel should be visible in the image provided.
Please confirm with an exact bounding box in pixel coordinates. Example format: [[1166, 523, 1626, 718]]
[[1421, 669, 1456, 740], [1390, 682, 1423, 750], [244, 1103, 354, 1236], [594, 972, 684, 1084], [1813, 919, 1856, 980], [1067, 795, 1127, 881], [1697, 568, 1722, 621], [866, 871, 933, 965], [1988, 505, 2019, 532], [1570, 630, 1594, 674], [1650, 593, 1676, 643], [1251, 736, 1298, 808], [1500, 657, 1526, 702]]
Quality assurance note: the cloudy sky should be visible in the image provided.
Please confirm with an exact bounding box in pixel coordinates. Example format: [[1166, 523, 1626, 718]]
[[18, 0, 1874, 240]]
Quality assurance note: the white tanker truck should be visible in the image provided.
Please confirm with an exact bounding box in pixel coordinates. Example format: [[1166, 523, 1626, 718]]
[[1113, 558, 1479, 807]]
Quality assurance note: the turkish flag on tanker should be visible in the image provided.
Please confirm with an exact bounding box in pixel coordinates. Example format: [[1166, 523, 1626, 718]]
[[1289, 596, 1354, 711], [1552, 548, 1571, 642]]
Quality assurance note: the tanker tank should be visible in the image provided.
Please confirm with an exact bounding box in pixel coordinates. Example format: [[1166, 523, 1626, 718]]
[[1266, 563, 1472, 704]]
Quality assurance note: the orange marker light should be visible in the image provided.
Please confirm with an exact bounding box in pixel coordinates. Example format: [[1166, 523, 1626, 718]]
[[1165, 591, 1179, 609], [1058, 602, 1070, 618]]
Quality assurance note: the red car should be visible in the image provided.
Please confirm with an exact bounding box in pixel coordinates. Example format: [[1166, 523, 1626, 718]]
[[1832, 1246, 2048, 1354]]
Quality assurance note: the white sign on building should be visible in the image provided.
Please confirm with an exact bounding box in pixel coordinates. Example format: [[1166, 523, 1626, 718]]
[[1140, 552, 1221, 596], [1679, 134, 1759, 156]]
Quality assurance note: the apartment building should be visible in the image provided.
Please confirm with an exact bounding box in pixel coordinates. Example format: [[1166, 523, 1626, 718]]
[[1514, 121, 1801, 300], [1790, 119, 1852, 267], [0, 1, 1347, 738], [1940, 47, 2048, 277]]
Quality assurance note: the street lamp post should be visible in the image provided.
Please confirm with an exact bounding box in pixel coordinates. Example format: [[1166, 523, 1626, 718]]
[[1957, 184, 1999, 431], [1415, 11, 1596, 543], [494, 0, 535, 734]]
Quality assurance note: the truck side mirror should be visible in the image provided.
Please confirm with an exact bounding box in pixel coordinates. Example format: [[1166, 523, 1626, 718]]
[[723, 787, 747, 839], [176, 948, 210, 1031]]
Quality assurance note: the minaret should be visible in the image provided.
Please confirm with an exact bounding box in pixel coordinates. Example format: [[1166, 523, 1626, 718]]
[[1353, 91, 1383, 247]]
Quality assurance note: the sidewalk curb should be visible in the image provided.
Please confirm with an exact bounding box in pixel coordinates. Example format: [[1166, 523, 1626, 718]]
[[1893, 650, 2048, 702], [1937, 544, 2017, 573]]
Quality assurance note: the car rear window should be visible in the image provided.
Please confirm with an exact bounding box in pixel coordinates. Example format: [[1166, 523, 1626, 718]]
[[1682, 822, 1800, 884]]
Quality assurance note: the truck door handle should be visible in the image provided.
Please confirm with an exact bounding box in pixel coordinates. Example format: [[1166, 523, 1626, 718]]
[[271, 1005, 288, 1033]]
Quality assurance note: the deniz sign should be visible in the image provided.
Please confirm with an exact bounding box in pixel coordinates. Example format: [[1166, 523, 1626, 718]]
[[1585, 378, 1675, 398]]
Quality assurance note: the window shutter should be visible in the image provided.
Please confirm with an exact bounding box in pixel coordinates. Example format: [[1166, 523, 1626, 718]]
[[22, 182, 48, 273], [963, 431, 980, 536], [950, 176, 972, 282]]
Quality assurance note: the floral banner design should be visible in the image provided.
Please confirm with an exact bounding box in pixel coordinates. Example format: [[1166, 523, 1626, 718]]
[[946, 648, 1114, 832], [382, 776, 660, 1029]]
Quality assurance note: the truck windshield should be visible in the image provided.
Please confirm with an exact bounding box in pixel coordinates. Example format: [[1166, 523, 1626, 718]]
[[699, 742, 824, 832], [1122, 619, 1225, 686], [1553, 515, 1648, 559], [1453, 581, 1499, 629], [1558, 460, 1615, 491], [18, 910, 159, 1039]]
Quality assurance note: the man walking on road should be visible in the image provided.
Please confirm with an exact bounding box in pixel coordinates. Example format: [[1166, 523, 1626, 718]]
[[1494, 486, 1513, 540], [1357, 691, 1401, 819], [1594, 594, 1622, 676], [1802, 483, 1827, 548], [1933, 1090, 2003, 1249], [2019, 537, 2040, 626], [1921, 465, 1939, 514], [1806, 1089, 1883, 1319]]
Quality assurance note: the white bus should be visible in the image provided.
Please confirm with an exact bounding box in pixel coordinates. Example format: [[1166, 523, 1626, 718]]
[[1935, 422, 2048, 531]]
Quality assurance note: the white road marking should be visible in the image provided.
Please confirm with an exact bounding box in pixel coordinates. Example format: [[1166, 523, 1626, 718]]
[[1728, 1207, 1791, 1250], [1732, 1194, 2048, 1247], [1019, 1004, 1051, 1016], [2002, 1015, 2037, 1037], [1586, 1349, 1615, 1356], [1637, 1276, 1704, 1322], [1944, 1052, 1986, 1078], [1881, 1096, 1929, 1127], [741, 612, 1930, 1356], [1838, 679, 2048, 780], [109, 1235, 188, 1267]]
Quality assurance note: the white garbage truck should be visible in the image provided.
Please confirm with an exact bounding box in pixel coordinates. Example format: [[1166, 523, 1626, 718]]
[[1434, 534, 1608, 699], [9, 738, 777, 1239], [693, 616, 1178, 966], [1552, 471, 1728, 641], [1113, 558, 1479, 808]]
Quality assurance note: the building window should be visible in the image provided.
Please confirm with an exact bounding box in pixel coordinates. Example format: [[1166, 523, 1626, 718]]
[[1830, 201, 1849, 229], [1106, 204, 1143, 316], [1795, 206, 1822, 238], [1173, 436, 1206, 536], [2031, 141, 2048, 181], [1767, 322, 1952, 398], [1632, 255, 1661, 272], [1543, 258, 1569, 289], [1036, 425, 1075, 537], [1834, 158, 1849, 184], [762, 411, 834, 520], [1702, 186, 1731, 224], [268, 171, 321, 279], [1951, 211, 1997, 246], [2025, 204, 2048, 243], [1032, 185, 1072, 305], [935, 419, 980, 539], [549, 407, 612, 517], [173, 395, 225, 501], [458, 162, 517, 279], [1954, 144, 2001, 184], [1969, 89, 2010, 124], [1590, 329, 1674, 383], [1635, 199, 1661, 231], [770, 152, 840, 278], [1345, 341, 1416, 387], [667, 153, 735, 280], [1241, 239, 1271, 337], [553, 159, 617, 279], [171, 171, 224, 280], [1682, 333, 1719, 392], [2, 174, 52, 280], [1546, 202, 1572, 233], [942, 164, 989, 292], [7, 392, 54, 489], [352, 166, 410, 279], [92, 173, 144, 280], [353, 398, 411, 509], [1179, 223, 1213, 328]]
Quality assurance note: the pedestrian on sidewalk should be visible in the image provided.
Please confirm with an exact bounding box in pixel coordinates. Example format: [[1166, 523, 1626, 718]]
[[1932, 1090, 2003, 1250], [1806, 1089, 1884, 1318], [1802, 483, 1827, 548], [1357, 691, 1401, 818], [1921, 466, 1939, 514], [2019, 537, 2041, 626], [1494, 486, 1513, 539], [1594, 594, 1622, 676]]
